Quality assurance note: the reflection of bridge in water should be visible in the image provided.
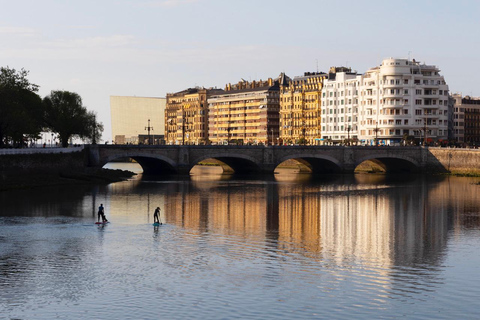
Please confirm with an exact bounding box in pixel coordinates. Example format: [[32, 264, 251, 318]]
[[86, 145, 456, 175]]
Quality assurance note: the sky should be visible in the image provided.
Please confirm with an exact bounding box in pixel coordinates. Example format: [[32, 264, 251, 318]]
[[1, 0, 479, 142]]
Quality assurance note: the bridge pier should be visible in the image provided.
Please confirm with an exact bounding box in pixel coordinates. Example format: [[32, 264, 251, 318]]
[[342, 148, 356, 174], [176, 165, 192, 175]]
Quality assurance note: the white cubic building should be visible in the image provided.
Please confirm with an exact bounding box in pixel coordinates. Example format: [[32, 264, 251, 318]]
[[110, 96, 166, 144]]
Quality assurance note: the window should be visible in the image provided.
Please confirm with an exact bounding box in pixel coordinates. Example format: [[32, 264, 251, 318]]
[[416, 99, 422, 105], [404, 79, 409, 84], [404, 89, 409, 94], [415, 109, 422, 115], [416, 89, 422, 95]]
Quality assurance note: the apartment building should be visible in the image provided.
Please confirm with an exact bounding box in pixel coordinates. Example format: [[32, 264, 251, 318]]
[[451, 94, 480, 145], [320, 67, 361, 145], [321, 58, 450, 145], [280, 72, 325, 145], [165, 87, 223, 145], [208, 77, 281, 145], [358, 58, 449, 145]]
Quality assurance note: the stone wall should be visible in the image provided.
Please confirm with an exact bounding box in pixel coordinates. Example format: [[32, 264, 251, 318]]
[[428, 148, 480, 175], [0, 151, 85, 174]]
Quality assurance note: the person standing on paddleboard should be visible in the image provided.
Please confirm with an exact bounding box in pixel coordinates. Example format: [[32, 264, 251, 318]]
[[98, 204, 108, 223], [154, 207, 161, 224]]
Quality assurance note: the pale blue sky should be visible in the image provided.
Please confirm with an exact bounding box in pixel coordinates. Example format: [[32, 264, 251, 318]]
[[1, 0, 479, 142]]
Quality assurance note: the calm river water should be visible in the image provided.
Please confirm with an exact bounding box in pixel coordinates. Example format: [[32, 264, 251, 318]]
[[1, 163, 480, 319]]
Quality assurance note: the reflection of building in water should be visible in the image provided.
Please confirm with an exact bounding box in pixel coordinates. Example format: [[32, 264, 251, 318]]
[[276, 178, 450, 270], [164, 183, 267, 235], [427, 176, 480, 231], [277, 184, 321, 253], [161, 177, 453, 271]]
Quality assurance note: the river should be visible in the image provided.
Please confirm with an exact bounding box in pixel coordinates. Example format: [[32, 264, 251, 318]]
[[1, 163, 480, 319]]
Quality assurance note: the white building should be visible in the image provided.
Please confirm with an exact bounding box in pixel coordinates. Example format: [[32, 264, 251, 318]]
[[321, 67, 362, 144], [321, 58, 450, 145]]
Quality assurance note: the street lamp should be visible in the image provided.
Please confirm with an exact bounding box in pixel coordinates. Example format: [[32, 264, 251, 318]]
[[423, 117, 428, 146], [271, 128, 274, 146], [374, 122, 379, 146], [347, 125, 351, 146], [145, 119, 153, 145], [302, 120, 306, 145]]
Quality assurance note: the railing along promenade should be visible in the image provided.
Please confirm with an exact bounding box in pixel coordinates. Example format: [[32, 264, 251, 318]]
[[0, 146, 84, 155]]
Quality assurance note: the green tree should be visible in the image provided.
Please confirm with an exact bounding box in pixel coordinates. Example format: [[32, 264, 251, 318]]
[[43, 90, 103, 147], [0, 67, 43, 147]]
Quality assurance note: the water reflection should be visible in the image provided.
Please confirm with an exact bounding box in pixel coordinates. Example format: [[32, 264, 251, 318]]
[[2, 167, 480, 319], [148, 173, 468, 299]]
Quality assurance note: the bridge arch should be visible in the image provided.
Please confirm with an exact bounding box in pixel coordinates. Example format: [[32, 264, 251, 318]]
[[277, 154, 343, 174], [102, 154, 177, 174], [191, 153, 261, 174], [355, 154, 420, 173]]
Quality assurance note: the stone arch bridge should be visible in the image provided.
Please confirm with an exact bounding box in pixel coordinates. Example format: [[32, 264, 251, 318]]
[[85, 145, 456, 175]]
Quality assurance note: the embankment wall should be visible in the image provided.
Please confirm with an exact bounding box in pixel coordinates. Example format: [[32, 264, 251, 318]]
[[428, 148, 480, 175]]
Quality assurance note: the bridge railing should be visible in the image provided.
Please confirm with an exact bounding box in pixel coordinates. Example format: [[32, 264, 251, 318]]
[[0, 146, 84, 155]]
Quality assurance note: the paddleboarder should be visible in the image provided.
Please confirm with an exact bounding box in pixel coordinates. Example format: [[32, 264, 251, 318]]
[[154, 207, 161, 224], [98, 204, 108, 223]]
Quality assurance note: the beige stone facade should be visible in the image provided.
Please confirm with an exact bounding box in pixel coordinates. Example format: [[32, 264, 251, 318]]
[[280, 72, 325, 145], [110, 96, 166, 144], [208, 77, 281, 145], [165, 88, 223, 145]]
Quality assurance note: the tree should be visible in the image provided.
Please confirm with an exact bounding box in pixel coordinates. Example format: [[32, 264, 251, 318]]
[[0, 66, 39, 92], [0, 67, 43, 147], [43, 90, 103, 147]]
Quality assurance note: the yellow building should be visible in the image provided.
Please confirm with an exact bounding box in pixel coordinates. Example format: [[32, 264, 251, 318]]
[[110, 96, 166, 144], [165, 87, 223, 145], [208, 76, 284, 145], [279, 72, 326, 145]]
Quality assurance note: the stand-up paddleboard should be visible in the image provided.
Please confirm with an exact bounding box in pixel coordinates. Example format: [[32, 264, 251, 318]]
[[95, 221, 110, 225]]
